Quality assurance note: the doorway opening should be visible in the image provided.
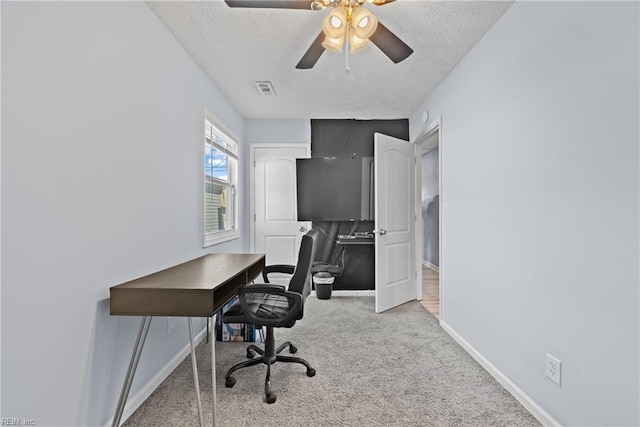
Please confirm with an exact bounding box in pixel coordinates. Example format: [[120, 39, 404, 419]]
[[250, 143, 311, 272], [421, 265, 439, 318], [416, 119, 441, 319]]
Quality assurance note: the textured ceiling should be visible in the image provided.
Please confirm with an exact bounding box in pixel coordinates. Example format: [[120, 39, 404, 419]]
[[146, 0, 513, 120]]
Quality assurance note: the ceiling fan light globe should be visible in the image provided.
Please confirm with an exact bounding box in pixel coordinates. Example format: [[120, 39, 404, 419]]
[[322, 35, 344, 52], [352, 6, 378, 39], [349, 32, 371, 53], [322, 8, 347, 39]]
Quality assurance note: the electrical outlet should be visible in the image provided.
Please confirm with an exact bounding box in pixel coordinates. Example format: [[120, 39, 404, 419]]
[[167, 317, 177, 336], [546, 353, 562, 386]]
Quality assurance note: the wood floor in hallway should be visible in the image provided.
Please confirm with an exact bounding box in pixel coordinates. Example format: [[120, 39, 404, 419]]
[[420, 265, 439, 319]]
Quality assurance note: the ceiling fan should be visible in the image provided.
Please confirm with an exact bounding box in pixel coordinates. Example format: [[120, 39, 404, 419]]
[[224, 0, 414, 69]]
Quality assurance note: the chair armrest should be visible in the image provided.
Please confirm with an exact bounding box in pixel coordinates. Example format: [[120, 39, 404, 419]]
[[262, 264, 295, 283], [237, 284, 302, 327]]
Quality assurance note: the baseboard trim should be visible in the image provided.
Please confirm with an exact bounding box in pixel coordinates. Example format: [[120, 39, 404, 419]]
[[421, 260, 439, 272], [439, 321, 560, 427], [103, 326, 208, 427], [311, 290, 375, 297]]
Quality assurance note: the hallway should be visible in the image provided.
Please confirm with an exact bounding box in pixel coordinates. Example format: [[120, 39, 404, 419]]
[[420, 265, 439, 318]]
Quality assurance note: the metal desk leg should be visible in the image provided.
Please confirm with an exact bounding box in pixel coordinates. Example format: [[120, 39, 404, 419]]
[[211, 313, 218, 427], [112, 316, 153, 427], [188, 318, 204, 427]]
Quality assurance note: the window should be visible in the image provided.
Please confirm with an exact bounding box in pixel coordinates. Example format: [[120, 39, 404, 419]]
[[203, 113, 239, 246]]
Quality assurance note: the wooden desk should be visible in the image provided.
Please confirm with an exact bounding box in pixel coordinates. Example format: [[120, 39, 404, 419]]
[[109, 253, 265, 427]]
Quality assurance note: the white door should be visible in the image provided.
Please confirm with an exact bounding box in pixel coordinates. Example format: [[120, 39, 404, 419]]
[[252, 145, 311, 271], [374, 133, 416, 313]]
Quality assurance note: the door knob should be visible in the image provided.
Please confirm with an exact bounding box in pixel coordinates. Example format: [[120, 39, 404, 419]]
[[373, 229, 387, 236], [299, 226, 307, 232]]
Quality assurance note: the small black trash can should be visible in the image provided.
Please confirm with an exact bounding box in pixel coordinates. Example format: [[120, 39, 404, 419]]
[[313, 272, 334, 300]]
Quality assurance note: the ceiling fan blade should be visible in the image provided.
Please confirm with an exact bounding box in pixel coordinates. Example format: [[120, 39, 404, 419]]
[[224, 0, 315, 9], [296, 32, 326, 69], [369, 22, 414, 64]]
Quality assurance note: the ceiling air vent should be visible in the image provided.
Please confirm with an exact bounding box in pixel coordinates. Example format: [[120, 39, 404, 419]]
[[253, 81, 276, 96]]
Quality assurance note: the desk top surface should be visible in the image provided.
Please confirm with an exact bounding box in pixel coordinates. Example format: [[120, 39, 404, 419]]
[[111, 253, 265, 291], [109, 253, 265, 317]]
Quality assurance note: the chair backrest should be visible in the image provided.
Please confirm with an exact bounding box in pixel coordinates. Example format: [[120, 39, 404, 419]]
[[287, 228, 319, 300]]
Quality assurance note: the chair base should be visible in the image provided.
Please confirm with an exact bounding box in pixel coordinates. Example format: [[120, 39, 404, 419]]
[[224, 326, 315, 404]]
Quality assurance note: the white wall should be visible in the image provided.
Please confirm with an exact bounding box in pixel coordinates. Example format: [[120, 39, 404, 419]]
[[0, 1, 3, 418], [2, 2, 247, 425], [245, 120, 311, 145], [410, 1, 639, 425]]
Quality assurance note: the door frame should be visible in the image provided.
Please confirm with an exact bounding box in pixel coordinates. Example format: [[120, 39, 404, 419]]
[[249, 143, 311, 252], [413, 116, 443, 321]]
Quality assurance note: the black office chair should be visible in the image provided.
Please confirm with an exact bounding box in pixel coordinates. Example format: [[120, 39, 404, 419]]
[[222, 228, 319, 404]]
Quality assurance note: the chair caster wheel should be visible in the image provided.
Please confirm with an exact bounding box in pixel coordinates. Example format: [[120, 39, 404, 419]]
[[266, 393, 277, 404], [246, 349, 255, 359], [289, 344, 297, 354], [225, 377, 236, 388], [306, 368, 316, 377]]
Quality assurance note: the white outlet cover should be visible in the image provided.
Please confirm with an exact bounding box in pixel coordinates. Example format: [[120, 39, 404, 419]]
[[546, 353, 562, 386]]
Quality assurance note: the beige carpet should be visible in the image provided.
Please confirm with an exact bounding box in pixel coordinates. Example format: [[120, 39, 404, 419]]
[[124, 297, 540, 427]]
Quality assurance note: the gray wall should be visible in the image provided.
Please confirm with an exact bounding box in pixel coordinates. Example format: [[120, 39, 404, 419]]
[[2, 2, 247, 425], [410, 1, 639, 425], [421, 147, 439, 267]]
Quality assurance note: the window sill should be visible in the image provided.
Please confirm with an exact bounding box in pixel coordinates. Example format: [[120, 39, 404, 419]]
[[203, 230, 239, 248]]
